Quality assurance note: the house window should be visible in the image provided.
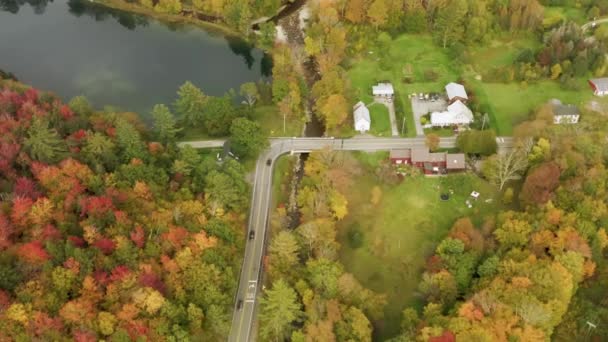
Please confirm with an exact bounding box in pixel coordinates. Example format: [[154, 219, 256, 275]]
[[396, 160, 403, 164]]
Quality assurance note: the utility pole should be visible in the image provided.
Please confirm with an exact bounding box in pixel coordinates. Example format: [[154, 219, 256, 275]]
[[283, 113, 286, 133]]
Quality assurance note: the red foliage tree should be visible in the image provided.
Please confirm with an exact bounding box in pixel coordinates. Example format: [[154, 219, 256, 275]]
[[11, 196, 33, 229], [0, 289, 11, 310], [126, 321, 149, 341], [429, 331, 456, 342], [73, 329, 97, 342], [59, 104, 74, 120], [14, 177, 41, 200], [41, 224, 61, 241], [68, 236, 86, 248], [139, 272, 166, 294], [110, 265, 131, 282], [130, 225, 145, 248], [162, 226, 189, 250], [93, 270, 110, 286], [520, 162, 561, 205], [93, 238, 116, 255], [0, 141, 21, 178], [17, 241, 50, 264], [0, 213, 13, 250], [80, 195, 114, 219]]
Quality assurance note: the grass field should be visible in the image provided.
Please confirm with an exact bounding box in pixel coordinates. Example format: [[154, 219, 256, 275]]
[[252, 105, 303, 137], [466, 35, 539, 77], [369, 103, 391, 136], [337, 152, 503, 340], [347, 34, 460, 137], [469, 79, 595, 135]]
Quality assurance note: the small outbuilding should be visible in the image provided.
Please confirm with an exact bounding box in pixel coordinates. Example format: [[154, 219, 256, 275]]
[[372, 83, 394, 98], [445, 82, 468, 103], [353, 101, 371, 133], [589, 78, 608, 96]]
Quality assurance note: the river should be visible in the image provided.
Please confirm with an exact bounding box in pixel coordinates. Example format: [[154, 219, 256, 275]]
[[0, 0, 270, 118]]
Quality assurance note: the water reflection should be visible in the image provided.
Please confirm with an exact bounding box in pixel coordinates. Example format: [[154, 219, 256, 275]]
[[0, 0, 270, 116], [67, 0, 148, 30], [0, 0, 52, 14]]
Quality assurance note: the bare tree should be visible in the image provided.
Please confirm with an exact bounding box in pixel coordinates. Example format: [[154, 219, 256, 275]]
[[482, 145, 530, 190]]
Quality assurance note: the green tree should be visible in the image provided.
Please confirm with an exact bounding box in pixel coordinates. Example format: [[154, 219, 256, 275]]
[[151, 104, 180, 144], [115, 118, 146, 162], [368, 0, 388, 30], [268, 230, 300, 276], [259, 278, 303, 342], [68, 95, 93, 117], [229, 118, 267, 158], [335, 306, 373, 341], [174, 81, 207, 127], [434, 0, 469, 48], [240, 82, 259, 107], [258, 22, 276, 51], [23, 117, 66, 163], [81, 132, 116, 170], [306, 258, 343, 299], [317, 94, 348, 130], [202, 96, 238, 136]]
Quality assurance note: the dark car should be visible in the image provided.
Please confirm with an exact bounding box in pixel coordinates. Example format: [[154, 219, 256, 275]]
[[237, 299, 243, 310], [266, 158, 272, 166], [249, 231, 255, 240]]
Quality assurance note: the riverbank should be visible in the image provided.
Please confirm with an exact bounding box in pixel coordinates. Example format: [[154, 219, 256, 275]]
[[97, 0, 243, 38]]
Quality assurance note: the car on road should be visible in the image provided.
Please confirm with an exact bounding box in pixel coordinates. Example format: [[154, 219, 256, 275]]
[[246, 281, 257, 301], [237, 299, 243, 310], [266, 158, 271, 166], [249, 231, 255, 240]]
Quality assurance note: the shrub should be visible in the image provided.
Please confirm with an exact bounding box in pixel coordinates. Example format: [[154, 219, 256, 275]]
[[348, 224, 364, 249]]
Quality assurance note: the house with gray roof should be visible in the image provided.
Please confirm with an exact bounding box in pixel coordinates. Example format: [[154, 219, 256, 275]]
[[353, 101, 371, 133], [372, 83, 394, 97], [549, 99, 580, 124], [445, 82, 468, 103]]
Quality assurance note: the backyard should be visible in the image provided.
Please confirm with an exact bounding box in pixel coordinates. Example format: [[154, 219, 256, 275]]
[[337, 152, 504, 340]]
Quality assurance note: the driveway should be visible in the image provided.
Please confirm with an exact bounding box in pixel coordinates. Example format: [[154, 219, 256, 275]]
[[374, 96, 399, 136], [410, 97, 448, 137]]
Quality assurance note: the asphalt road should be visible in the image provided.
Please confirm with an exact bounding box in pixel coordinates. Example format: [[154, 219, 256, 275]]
[[182, 136, 514, 342], [582, 17, 608, 31]]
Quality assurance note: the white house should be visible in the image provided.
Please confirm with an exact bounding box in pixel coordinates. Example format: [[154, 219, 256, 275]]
[[430, 100, 473, 127], [550, 99, 580, 124], [589, 78, 608, 96], [445, 82, 468, 103], [372, 83, 394, 97], [353, 101, 371, 133]]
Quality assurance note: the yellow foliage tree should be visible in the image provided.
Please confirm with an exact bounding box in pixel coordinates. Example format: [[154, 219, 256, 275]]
[[132, 287, 166, 315]]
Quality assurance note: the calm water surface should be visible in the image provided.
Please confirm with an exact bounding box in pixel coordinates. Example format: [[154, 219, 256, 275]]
[[0, 0, 269, 117]]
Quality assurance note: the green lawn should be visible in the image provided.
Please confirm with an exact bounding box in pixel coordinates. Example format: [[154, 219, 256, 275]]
[[424, 127, 455, 137], [347, 34, 460, 137], [337, 152, 503, 340], [252, 105, 303, 137], [468, 79, 594, 135], [369, 103, 391, 136], [544, 6, 588, 26], [466, 35, 540, 77]]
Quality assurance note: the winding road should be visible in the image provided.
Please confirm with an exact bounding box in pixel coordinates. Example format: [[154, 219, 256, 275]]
[[180, 136, 514, 342], [582, 17, 608, 31]]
